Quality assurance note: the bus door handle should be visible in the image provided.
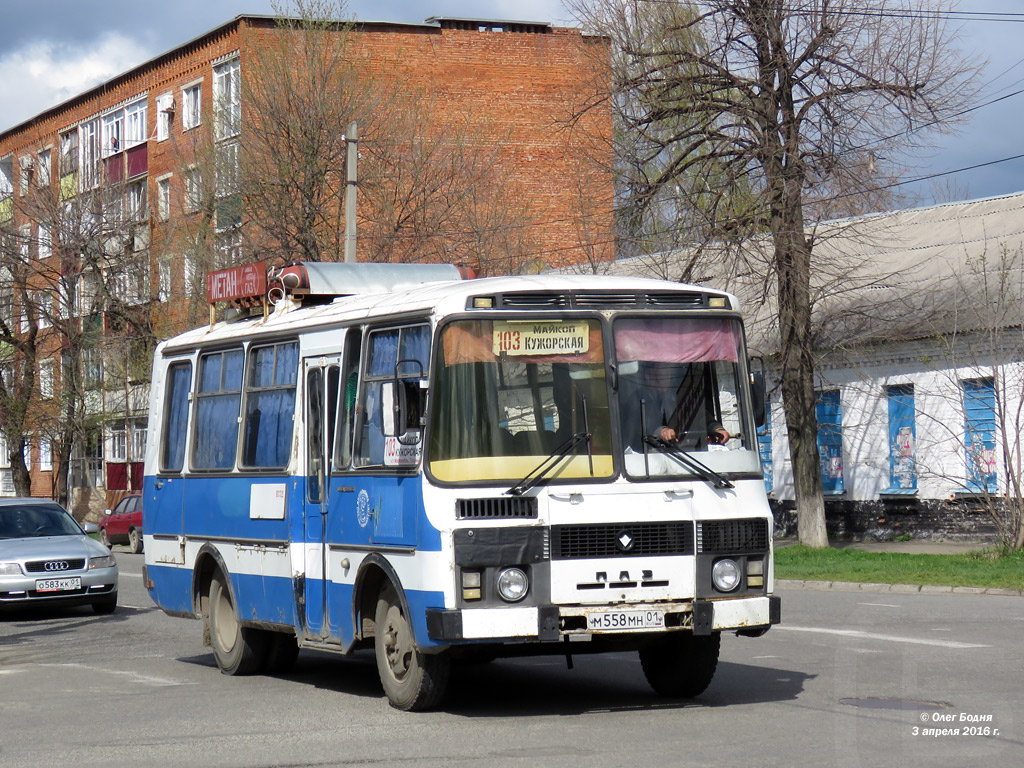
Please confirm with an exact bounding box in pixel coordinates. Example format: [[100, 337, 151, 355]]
[[154, 481, 164, 490], [336, 486, 355, 493]]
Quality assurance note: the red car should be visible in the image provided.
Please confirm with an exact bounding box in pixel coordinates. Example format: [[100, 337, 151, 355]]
[[100, 493, 143, 553]]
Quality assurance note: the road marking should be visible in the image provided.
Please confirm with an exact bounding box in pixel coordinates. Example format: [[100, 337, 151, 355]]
[[40, 663, 192, 687], [119, 571, 143, 578], [776, 625, 989, 649], [858, 602, 900, 608]]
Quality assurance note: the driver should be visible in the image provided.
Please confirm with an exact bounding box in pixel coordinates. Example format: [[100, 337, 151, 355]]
[[658, 420, 731, 447]]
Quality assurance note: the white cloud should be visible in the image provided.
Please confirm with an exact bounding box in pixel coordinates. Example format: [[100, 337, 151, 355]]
[[0, 33, 153, 132]]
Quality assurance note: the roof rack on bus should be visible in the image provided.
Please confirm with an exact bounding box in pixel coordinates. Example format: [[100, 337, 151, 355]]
[[206, 261, 476, 326]]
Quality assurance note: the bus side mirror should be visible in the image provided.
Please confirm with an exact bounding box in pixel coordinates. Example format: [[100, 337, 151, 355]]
[[382, 381, 399, 437], [751, 372, 767, 428]]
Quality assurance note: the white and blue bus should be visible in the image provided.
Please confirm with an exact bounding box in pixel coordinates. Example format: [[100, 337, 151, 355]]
[[143, 262, 779, 710]]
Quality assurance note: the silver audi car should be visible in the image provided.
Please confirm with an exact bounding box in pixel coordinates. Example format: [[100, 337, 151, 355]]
[[0, 498, 118, 614]]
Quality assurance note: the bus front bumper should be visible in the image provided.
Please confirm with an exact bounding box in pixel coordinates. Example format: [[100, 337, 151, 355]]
[[426, 595, 780, 643]]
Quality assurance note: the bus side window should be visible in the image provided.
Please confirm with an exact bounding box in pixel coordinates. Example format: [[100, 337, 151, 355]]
[[241, 341, 298, 469], [161, 360, 193, 472], [192, 349, 244, 470], [335, 329, 362, 470]]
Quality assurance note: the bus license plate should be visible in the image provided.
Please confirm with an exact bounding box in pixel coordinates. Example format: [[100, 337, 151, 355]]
[[587, 609, 664, 632], [36, 577, 81, 593]]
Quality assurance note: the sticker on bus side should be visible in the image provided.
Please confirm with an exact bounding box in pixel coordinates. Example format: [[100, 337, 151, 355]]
[[493, 321, 590, 356]]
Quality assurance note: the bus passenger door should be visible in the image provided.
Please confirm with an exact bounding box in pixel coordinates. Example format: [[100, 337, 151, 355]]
[[302, 356, 339, 640]]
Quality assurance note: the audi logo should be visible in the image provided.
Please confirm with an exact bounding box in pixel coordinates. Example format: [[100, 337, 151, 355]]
[[44, 561, 71, 572]]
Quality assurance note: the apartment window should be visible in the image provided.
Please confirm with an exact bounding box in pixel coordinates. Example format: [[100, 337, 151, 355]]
[[184, 167, 202, 213], [18, 224, 30, 260], [109, 423, 127, 462], [158, 256, 172, 302], [59, 130, 78, 176], [102, 110, 124, 156], [82, 346, 103, 389], [216, 228, 242, 266], [126, 179, 147, 221], [815, 389, 844, 494], [131, 420, 147, 462], [39, 438, 53, 471], [184, 252, 199, 297], [38, 220, 52, 260], [215, 140, 240, 197], [37, 149, 51, 187], [963, 377, 997, 493], [182, 82, 202, 130], [157, 175, 171, 220], [124, 99, 147, 149], [214, 57, 241, 140], [33, 290, 52, 329], [18, 156, 32, 195], [38, 359, 55, 399], [80, 118, 101, 189], [156, 92, 174, 141]]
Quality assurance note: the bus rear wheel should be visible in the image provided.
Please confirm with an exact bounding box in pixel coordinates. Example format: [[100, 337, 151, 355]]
[[209, 572, 268, 676], [639, 631, 720, 698], [374, 583, 450, 711]]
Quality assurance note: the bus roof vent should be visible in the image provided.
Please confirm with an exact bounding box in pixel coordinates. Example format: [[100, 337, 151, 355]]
[[646, 291, 708, 308], [494, 292, 569, 308]]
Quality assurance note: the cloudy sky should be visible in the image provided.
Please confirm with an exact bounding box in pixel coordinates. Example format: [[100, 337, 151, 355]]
[[1, 0, 1021, 208]]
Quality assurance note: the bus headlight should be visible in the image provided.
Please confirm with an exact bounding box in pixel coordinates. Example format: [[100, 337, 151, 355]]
[[712, 558, 741, 592], [496, 567, 529, 602]]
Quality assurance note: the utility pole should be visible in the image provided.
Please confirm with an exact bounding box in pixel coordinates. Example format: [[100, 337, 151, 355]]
[[344, 121, 358, 263]]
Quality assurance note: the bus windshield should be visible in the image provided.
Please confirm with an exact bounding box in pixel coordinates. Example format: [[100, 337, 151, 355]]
[[614, 316, 761, 478], [428, 318, 614, 483]]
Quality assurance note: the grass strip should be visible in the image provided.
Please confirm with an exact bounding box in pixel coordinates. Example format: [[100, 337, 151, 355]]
[[774, 545, 1024, 591]]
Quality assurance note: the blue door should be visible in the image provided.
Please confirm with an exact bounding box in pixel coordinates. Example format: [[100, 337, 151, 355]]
[[816, 390, 844, 494]]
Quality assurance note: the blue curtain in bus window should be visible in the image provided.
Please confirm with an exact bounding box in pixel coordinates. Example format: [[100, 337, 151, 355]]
[[242, 342, 298, 468], [399, 325, 430, 376], [193, 349, 244, 470], [369, 330, 399, 377], [161, 362, 192, 472], [963, 378, 997, 493], [757, 395, 773, 493], [815, 389, 844, 494], [886, 384, 916, 491]]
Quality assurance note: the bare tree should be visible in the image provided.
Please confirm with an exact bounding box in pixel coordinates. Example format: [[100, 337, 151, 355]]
[[567, 0, 981, 546]]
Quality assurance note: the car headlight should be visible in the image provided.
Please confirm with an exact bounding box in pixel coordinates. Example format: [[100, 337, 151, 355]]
[[0, 562, 22, 575], [89, 555, 116, 570], [496, 567, 529, 602], [712, 558, 741, 592]]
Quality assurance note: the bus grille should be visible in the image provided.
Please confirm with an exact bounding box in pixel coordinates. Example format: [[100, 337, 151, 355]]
[[696, 519, 770, 553], [456, 497, 538, 520], [551, 522, 694, 559]]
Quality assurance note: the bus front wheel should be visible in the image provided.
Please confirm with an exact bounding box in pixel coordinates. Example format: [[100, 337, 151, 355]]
[[639, 631, 720, 698], [208, 572, 268, 676], [374, 583, 450, 711]]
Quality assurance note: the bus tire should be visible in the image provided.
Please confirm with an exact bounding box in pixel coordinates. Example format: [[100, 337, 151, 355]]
[[374, 583, 450, 711], [209, 571, 268, 676], [639, 631, 720, 698]]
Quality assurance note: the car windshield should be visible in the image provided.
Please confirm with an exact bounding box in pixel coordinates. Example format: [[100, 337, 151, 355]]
[[428, 318, 614, 484], [0, 504, 84, 539]]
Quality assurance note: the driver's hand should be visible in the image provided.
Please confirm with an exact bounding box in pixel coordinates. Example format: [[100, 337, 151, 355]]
[[659, 426, 676, 442]]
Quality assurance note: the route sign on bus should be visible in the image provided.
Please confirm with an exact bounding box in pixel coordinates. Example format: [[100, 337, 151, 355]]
[[207, 262, 267, 304], [492, 320, 589, 356]]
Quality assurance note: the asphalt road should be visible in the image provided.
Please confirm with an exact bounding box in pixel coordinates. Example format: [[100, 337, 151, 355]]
[[1, 551, 1021, 768]]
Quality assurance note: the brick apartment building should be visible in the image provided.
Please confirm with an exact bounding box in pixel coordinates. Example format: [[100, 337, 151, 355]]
[[0, 14, 613, 515]]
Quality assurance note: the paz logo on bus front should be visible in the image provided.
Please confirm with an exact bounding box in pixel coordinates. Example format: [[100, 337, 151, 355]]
[[492, 321, 589, 356]]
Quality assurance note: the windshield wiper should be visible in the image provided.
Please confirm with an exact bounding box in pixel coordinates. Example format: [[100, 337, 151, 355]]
[[643, 435, 735, 490], [506, 431, 592, 496]]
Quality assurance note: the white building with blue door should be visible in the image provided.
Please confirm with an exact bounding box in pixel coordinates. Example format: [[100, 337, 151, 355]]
[[573, 191, 1024, 541]]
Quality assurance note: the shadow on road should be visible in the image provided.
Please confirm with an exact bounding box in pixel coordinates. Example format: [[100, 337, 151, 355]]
[[174, 645, 814, 716]]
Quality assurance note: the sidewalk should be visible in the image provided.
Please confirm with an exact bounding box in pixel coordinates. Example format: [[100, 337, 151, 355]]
[[773, 537, 1023, 597]]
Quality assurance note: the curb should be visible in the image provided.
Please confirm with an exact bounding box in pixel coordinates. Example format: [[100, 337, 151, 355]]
[[776, 578, 1023, 598]]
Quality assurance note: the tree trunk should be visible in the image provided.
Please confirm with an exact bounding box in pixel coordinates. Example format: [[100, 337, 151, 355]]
[[774, 196, 829, 548], [9, 438, 32, 497]]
